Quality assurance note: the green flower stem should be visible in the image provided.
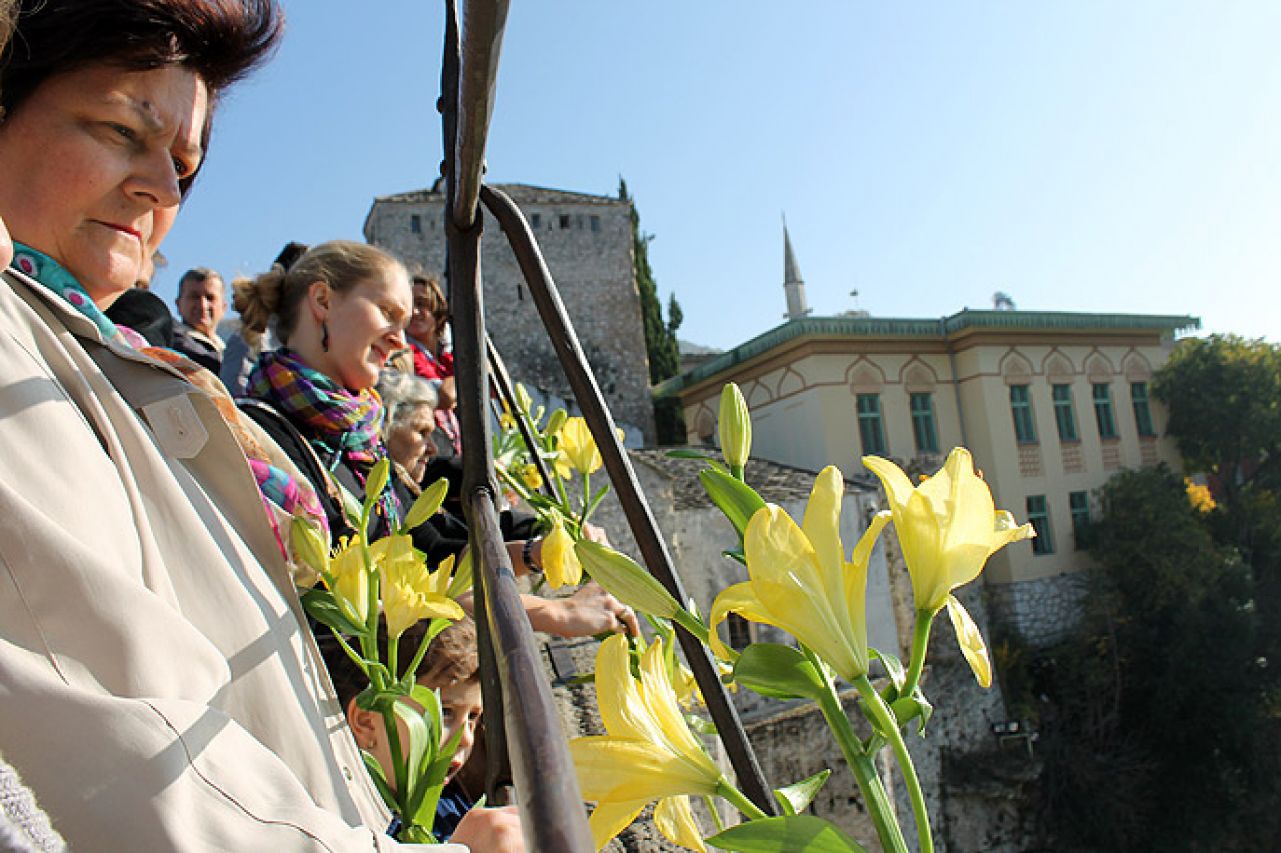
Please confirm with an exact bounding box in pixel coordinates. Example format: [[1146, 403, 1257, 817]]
[[902, 610, 936, 698], [579, 471, 591, 527], [388, 634, 400, 683], [381, 705, 409, 810], [716, 778, 768, 822], [816, 684, 909, 853], [729, 463, 745, 482], [704, 795, 726, 833], [855, 676, 933, 853], [402, 620, 438, 685], [672, 608, 711, 645]]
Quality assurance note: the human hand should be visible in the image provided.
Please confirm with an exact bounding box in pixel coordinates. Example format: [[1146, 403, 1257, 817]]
[[531, 581, 639, 638], [450, 805, 524, 852], [580, 522, 611, 547]]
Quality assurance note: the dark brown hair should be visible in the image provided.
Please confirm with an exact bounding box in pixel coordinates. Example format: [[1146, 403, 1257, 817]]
[[321, 617, 479, 709], [234, 239, 403, 345], [177, 266, 223, 298], [0, 0, 283, 193], [412, 273, 450, 338]]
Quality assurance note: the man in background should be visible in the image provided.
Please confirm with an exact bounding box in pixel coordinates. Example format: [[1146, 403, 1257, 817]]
[[173, 267, 228, 373]]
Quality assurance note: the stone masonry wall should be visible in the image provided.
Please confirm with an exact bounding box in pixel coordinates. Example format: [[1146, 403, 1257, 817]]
[[986, 573, 1090, 648], [365, 184, 655, 443]]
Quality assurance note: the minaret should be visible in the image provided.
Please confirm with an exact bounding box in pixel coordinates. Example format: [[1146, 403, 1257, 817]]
[[783, 219, 810, 320]]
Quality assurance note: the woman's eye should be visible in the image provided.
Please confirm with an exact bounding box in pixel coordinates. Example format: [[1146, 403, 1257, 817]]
[[109, 123, 137, 142], [172, 156, 190, 178]]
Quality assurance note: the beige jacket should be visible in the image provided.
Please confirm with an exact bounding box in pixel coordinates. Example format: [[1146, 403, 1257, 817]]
[[0, 270, 457, 851]]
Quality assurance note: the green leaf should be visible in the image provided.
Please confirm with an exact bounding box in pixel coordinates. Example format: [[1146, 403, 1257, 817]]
[[361, 750, 397, 810], [733, 643, 827, 702], [409, 721, 466, 829], [722, 547, 748, 566], [401, 477, 449, 532], [773, 769, 832, 817], [686, 714, 720, 736], [890, 692, 934, 736], [708, 814, 867, 852], [665, 449, 717, 460], [869, 648, 907, 698], [300, 587, 366, 636], [700, 468, 767, 538], [392, 700, 432, 788]]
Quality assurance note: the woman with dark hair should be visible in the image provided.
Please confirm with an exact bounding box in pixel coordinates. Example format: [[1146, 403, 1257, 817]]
[[0, 3, 507, 849]]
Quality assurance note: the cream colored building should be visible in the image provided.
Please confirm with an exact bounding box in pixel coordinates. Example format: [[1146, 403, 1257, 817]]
[[657, 308, 1199, 643]]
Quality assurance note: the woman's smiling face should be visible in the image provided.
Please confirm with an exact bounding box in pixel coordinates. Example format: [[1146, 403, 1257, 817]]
[[0, 63, 207, 304], [315, 263, 412, 392]]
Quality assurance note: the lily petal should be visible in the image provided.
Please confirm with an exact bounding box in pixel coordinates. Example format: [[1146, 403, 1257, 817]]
[[654, 796, 707, 852], [586, 799, 647, 852], [945, 594, 992, 688]]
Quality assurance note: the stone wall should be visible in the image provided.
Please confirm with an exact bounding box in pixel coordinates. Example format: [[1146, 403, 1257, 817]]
[[365, 182, 656, 443], [986, 573, 1090, 647]]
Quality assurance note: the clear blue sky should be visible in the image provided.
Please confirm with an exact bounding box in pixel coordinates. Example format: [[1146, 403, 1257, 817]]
[[158, 1, 1281, 351]]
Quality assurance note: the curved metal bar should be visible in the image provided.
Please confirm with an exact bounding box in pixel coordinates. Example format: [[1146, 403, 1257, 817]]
[[441, 2, 593, 849], [480, 184, 777, 815]]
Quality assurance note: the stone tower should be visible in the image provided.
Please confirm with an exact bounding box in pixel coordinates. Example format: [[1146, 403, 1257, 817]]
[[364, 180, 655, 443], [783, 221, 810, 320]]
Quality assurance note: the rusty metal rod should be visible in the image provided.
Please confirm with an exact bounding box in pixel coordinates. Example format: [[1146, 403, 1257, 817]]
[[442, 2, 593, 849], [479, 184, 777, 814], [487, 337, 558, 499]]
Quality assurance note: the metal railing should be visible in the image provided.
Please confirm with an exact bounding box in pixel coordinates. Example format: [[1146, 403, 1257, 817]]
[[439, 2, 775, 848]]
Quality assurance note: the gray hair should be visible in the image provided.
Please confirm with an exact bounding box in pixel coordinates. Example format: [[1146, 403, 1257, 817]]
[[377, 370, 439, 439]]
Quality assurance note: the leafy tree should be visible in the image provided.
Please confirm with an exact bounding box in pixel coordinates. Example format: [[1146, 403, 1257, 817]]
[[1153, 335, 1281, 509], [618, 177, 684, 443]]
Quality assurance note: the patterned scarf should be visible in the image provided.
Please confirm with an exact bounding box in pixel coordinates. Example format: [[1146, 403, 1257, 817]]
[[247, 348, 401, 521], [8, 244, 330, 560]]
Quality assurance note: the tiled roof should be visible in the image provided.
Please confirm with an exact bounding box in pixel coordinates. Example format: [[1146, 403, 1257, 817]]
[[628, 447, 876, 510], [372, 181, 625, 207]]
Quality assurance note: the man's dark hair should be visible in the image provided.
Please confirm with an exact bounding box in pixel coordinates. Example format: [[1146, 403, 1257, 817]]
[[177, 266, 223, 298], [0, 0, 283, 193]]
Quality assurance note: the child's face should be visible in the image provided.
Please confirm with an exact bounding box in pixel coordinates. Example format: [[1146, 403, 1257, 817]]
[[363, 677, 483, 791], [439, 679, 483, 783]]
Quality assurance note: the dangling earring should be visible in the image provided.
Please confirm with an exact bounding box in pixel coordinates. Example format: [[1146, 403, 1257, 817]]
[[321, 321, 330, 352]]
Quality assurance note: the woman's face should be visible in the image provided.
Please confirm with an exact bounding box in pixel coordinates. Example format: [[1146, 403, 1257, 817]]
[[407, 281, 440, 350], [386, 403, 437, 481], [314, 264, 412, 392], [0, 64, 207, 304]]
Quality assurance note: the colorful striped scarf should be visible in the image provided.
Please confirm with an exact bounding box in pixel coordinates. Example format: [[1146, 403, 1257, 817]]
[[247, 348, 401, 522]]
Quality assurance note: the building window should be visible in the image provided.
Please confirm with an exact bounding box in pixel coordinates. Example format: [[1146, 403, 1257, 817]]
[[1069, 490, 1090, 549], [410, 214, 422, 234], [856, 394, 887, 456], [909, 393, 939, 454], [1010, 384, 1037, 444], [1027, 495, 1054, 555], [530, 213, 541, 229], [726, 613, 753, 650], [590, 215, 600, 233], [1051, 384, 1078, 441], [1131, 382, 1155, 437], [1093, 383, 1117, 439], [558, 214, 571, 230]]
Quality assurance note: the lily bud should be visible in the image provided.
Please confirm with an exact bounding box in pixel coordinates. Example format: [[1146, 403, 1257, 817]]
[[718, 382, 752, 471], [575, 541, 680, 619], [403, 477, 449, 531], [545, 408, 568, 437]]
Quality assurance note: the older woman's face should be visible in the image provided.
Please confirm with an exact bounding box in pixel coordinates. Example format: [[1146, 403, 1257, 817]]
[[386, 403, 437, 481], [0, 64, 207, 304]]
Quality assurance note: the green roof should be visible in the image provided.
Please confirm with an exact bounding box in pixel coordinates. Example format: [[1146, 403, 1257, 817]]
[[654, 309, 1201, 398]]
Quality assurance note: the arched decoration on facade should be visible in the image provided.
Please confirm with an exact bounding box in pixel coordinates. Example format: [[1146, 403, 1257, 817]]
[[694, 405, 715, 443], [999, 349, 1034, 386], [744, 378, 774, 408], [1084, 350, 1115, 383], [1042, 349, 1076, 382], [1122, 350, 1153, 383], [900, 358, 939, 393], [845, 358, 886, 394], [777, 366, 806, 398]]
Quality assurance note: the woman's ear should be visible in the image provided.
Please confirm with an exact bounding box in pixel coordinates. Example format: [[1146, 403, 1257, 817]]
[[346, 695, 380, 750], [306, 279, 331, 323]]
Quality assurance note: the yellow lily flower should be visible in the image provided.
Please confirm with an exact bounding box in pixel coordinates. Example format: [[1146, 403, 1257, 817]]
[[863, 448, 1035, 615], [376, 535, 464, 638], [540, 517, 583, 589], [554, 418, 626, 478], [570, 634, 721, 851], [328, 536, 370, 626], [707, 466, 891, 683], [516, 462, 544, 491]]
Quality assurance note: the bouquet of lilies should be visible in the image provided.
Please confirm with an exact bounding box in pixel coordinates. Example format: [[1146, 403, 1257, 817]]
[[492, 383, 623, 589], [566, 383, 1036, 852], [291, 461, 471, 844]]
